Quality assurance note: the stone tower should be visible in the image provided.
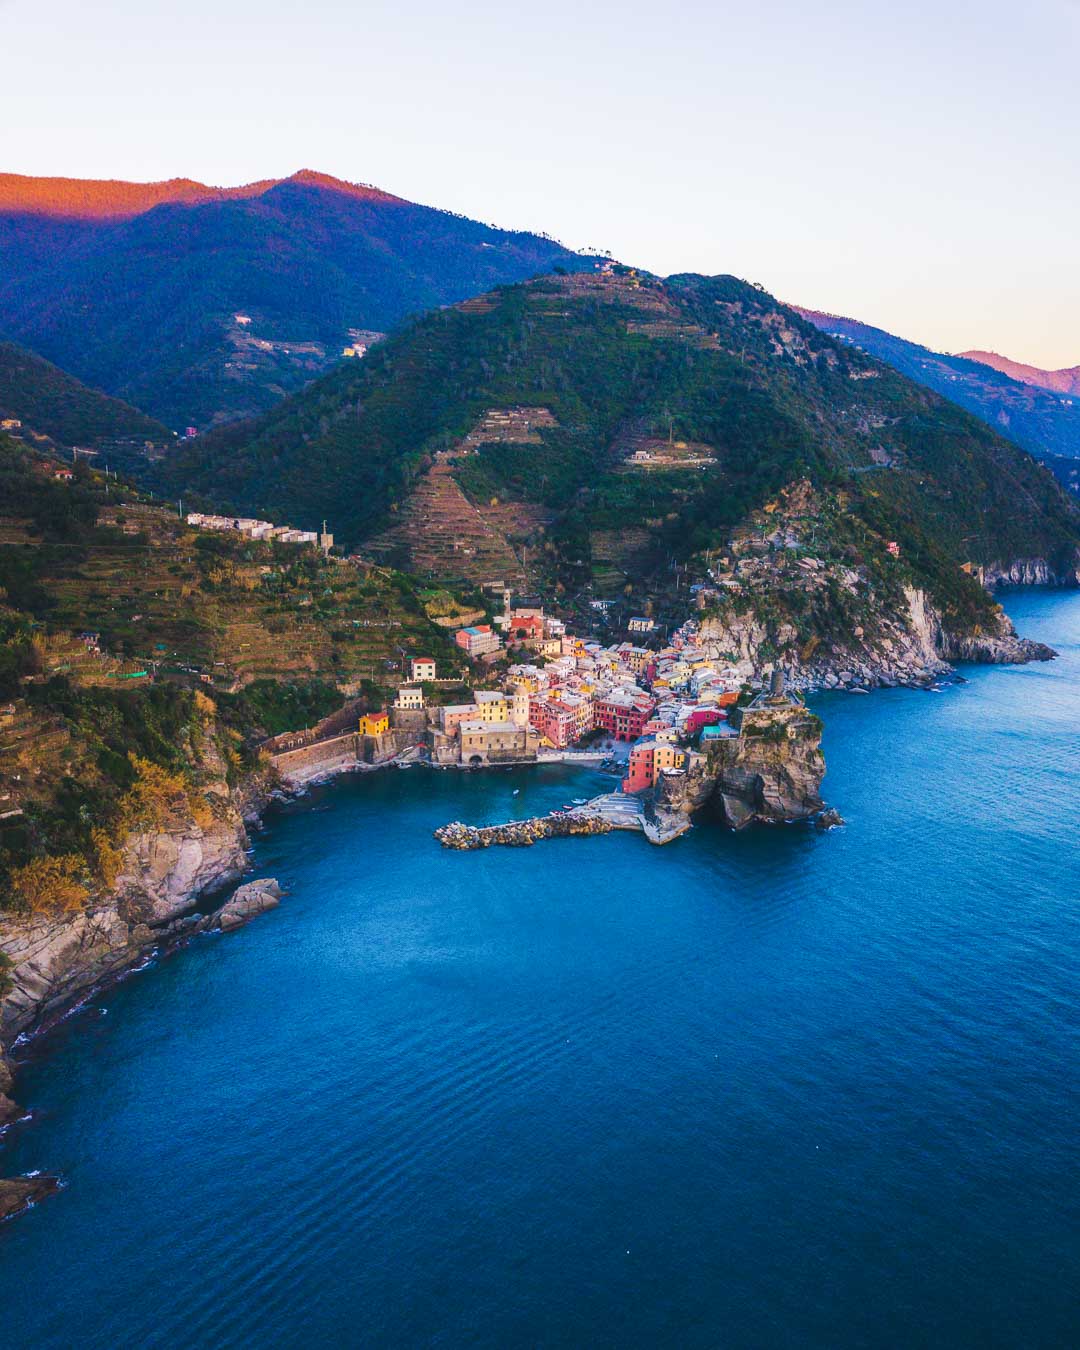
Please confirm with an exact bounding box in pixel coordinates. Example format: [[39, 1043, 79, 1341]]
[[510, 685, 530, 728]]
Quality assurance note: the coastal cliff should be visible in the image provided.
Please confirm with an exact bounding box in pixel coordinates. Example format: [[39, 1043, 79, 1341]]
[[698, 572, 1057, 694], [0, 808, 249, 1042], [658, 685, 826, 829]]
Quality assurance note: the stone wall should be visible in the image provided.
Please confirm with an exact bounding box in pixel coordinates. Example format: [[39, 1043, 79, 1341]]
[[268, 732, 359, 780]]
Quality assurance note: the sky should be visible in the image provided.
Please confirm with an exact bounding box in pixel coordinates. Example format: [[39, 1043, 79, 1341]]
[[3, 0, 1079, 367]]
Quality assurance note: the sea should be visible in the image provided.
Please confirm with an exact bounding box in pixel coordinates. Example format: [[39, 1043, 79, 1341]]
[[1, 590, 1078, 1348]]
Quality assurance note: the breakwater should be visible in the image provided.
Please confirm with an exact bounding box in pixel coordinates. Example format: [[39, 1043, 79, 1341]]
[[434, 813, 613, 849]]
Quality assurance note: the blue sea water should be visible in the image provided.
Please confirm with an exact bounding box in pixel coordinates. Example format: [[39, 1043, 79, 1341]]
[[1, 590, 1078, 1349]]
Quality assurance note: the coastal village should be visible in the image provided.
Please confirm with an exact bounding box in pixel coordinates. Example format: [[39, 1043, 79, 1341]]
[[262, 579, 821, 845]]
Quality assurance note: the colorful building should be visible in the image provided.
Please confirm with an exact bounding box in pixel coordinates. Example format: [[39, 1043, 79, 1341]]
[[621, 738, 687, 793], [455, 625, 502, 658], [410, 657, 436, 681], [594, 694, 655, 741], [529, 699, 577, 749], [359, 710, 390, 736], [439, 703, 479, 735], [507, 611, 545, 642], [683, 707, 725, 737], [472, 690, 510, 722]]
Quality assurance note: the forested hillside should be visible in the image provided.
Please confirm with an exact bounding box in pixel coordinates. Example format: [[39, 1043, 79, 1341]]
[[166, 268, 1080, 629], [795, 308, 1080, 475], [0, 171, 601, 428], [0, 342, 169, 448]]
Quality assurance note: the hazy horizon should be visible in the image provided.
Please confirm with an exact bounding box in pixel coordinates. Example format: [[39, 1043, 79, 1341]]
[[5, 0, 1079, 367]]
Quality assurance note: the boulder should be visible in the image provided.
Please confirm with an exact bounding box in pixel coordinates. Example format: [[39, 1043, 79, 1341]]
[[217, 879, 283, 932]]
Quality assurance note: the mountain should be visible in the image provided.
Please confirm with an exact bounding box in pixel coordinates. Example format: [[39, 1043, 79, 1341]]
[[0, 170, 602, 430], [0, 341, 170, 449], [794, 309, 1080, 478], [166, 268, 1079, 638], [958, 350, 1080, 399]]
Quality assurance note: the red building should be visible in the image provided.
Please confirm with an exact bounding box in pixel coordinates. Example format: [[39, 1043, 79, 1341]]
[[594, 695, 655, 742], [508, 612, 545, 641], [621, 738, 687, 793]]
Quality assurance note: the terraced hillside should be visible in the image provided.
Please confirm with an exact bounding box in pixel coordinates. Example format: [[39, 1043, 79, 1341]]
[[167, 268, 1080, 633], [0, 433, 476, 898]]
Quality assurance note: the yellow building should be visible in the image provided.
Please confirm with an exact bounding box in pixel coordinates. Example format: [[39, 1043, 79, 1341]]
[[359, 710, 390, 736], [472, 690, 509, 723]]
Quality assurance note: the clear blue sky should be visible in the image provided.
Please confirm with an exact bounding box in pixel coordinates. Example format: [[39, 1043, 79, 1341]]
[[5, 0, 1079, 367]]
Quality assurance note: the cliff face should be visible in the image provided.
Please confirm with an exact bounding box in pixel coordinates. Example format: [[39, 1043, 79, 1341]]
[[698, 582, 1055, 692], [0, 730, 267, 1044], [971, 552, 1080, 589], [658, 699, 826, 829], [0, 810, 249, 1042]]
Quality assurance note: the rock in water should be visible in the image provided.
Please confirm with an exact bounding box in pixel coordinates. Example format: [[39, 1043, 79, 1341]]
[[217, 879, 283, 932], [0, 1174, 60, 1223]]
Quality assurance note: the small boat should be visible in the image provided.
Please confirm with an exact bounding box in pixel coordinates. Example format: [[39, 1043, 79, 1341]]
[[512, 788, 520, 796], [572, 798, 587, 805]]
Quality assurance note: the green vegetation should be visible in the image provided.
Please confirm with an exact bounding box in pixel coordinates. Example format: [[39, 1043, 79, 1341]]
[[0, 437, 469, 910], [216, 679, 345, 739], [0, 341, 169, 447], [164, 271, 1079, 627]]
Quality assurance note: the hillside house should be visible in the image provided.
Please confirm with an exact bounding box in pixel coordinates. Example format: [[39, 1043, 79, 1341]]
[[455, 625, 502, 658]]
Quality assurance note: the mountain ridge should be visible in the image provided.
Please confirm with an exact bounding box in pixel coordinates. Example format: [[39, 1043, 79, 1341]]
[[958, 349, 1080, 398], [0, 171, 602, 429], [794, 307, 1080, 479], [0, 169, 406, 219]]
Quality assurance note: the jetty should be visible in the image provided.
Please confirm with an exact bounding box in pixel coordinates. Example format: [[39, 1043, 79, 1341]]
[[435, 813, 613, 849], [434, 793, 692, 851]]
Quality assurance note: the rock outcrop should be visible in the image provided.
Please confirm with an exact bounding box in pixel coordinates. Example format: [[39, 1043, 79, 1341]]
[[0, 810, 249, 1041], [698, 581, 1057, 692], [0, 1173, 60, 1223], [218, 879, 283, 931], [973, 552, 1080, 589]]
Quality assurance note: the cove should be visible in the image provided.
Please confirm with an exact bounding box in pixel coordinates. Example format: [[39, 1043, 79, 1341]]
[[1, 590, 1078, 1349]]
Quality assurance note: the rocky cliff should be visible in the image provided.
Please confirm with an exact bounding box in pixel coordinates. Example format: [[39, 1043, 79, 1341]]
[[970, 553, 1080, 590], [658, 692, 826, 829], [0, 729, 283, 1218], [0, 809, 249, 1042], [698, 581, 1055, 693]]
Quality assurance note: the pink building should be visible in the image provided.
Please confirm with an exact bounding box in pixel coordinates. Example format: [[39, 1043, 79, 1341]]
[[684, 707, 725, 737]]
